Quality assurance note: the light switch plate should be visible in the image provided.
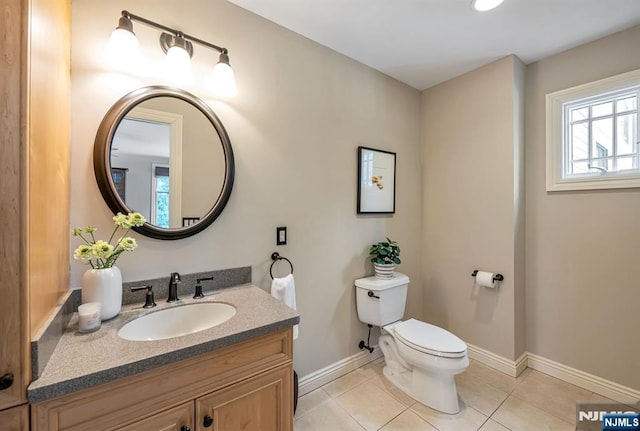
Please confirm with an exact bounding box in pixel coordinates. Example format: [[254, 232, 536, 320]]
[[276, 226, 287, 245]]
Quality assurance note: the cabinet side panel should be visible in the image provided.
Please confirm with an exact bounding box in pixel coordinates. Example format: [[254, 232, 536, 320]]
[[27, 0, 71, 335], [0, 0, 27, 409]]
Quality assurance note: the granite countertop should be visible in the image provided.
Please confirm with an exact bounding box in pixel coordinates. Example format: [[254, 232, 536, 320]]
[[28, 284, 299, 403]]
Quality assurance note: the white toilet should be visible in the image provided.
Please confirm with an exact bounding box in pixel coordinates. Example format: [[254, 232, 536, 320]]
[[355, 273, 469, 414]]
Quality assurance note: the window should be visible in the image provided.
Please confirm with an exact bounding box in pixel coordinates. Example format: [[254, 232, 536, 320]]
[[152, 164, 170, 228], [546, 69, 640, 191]]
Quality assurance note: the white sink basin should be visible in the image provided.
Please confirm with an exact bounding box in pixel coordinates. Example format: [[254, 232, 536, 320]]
[[118, 302, 236, 341]]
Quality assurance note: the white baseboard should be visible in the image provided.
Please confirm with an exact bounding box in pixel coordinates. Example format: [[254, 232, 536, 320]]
[[298, 343, 639, 404], [527, 353, 640, 404], [514, 351, 529, 377], [297, 347, 383, 396], [467, 344, 639, 403], [466, 343, 521, 377]]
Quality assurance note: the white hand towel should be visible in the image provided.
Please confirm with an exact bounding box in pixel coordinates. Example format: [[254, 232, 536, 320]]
[[271, 273, 299, 340]]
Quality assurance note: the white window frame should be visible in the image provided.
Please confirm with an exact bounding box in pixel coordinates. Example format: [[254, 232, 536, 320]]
[[151, 163, 170, 228], [546, 69, 640, 191]]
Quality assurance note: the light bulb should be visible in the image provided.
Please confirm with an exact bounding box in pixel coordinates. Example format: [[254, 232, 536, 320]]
[[471, 0, 505, 12], [164, 45, 194, 86], [207, 54, 238, 98], [104, 27, 140, 70]]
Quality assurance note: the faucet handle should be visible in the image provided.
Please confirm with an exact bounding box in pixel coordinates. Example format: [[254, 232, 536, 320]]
[[131, 285, 156, 309], [196, 276, 213, 284], [194, 276, 213, 299]]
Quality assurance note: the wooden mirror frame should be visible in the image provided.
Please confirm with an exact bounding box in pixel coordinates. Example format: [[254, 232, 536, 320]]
[[93, 86, 235, 240]]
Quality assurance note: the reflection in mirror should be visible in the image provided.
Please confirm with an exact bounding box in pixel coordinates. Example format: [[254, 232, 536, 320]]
[[110, 98, 225, 229], [94, 86, 234, 240]]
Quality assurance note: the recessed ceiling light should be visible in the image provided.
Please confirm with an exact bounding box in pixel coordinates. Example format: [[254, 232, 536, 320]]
[[471, 0, 505, 12]]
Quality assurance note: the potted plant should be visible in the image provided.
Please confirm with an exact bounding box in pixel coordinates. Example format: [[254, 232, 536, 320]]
[[72, 212, 146, 320], [369, 237, 401, 279]]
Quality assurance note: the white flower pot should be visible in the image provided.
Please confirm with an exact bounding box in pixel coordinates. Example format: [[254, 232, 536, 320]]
[[82, 266, 122, 321], [373, 262, 395, 279]]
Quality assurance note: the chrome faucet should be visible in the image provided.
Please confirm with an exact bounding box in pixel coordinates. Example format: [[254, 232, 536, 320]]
[[167, 272, 181, 302]]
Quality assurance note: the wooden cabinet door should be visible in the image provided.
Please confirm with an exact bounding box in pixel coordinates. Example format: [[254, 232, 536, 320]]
[[195, 364, 293, 431], [117, 402, 194, 431], [0, 404, 29, 431]]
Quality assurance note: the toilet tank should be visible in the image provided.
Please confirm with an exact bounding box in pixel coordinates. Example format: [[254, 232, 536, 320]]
[[355, 273, 410, 326]]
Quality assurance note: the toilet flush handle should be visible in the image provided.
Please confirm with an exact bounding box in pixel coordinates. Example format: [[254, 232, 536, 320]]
[[367, 290, 380, 299]]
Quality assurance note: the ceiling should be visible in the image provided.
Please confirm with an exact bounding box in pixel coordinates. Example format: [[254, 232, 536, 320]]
[[226, 0, 640, 90]]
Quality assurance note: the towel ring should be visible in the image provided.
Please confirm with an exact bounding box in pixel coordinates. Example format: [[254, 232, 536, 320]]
[[270, 252, 293, 279]]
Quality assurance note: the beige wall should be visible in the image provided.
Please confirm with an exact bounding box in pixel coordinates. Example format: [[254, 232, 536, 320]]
[[420, 56, 525, 360], [70, 0, 640, 390], [525, 25, 640, 390], [70, 0, 422, 376]]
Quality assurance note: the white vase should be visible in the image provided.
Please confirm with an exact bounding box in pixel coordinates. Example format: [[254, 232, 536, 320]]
[[373, 262, 395, 279], [82, 266, 123, 321]]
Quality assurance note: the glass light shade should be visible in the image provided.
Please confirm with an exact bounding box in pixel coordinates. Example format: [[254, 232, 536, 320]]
[[164, 45, 194, 86], [207, 61, 238, 98], [472, 0, 505, 11], [104, 28, 140, 70]]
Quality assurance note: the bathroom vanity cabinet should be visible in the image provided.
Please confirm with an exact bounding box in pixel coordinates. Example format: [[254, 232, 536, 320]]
[[31, 328, 293, 431], [0, 405, 30, 431]]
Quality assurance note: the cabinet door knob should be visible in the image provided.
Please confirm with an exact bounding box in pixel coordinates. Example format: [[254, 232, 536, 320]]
[[0, 373, 14, 390], [203, 414, 214, 427], [180, 427, 190, 431]]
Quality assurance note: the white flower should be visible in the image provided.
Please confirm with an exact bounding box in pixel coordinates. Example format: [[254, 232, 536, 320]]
[[72, 212, 143, 269], [118, 237, 137, 251], [113, 213, 133, 229], [73, 244, 93, 261], [92, 240, 114, 259], [128, 212, 146, 227]]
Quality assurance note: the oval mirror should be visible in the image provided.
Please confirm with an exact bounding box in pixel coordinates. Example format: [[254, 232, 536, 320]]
[[94, 86, 234, 240]]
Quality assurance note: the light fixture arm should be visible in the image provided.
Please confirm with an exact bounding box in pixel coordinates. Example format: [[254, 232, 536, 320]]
[[121, 10, 229, 55]]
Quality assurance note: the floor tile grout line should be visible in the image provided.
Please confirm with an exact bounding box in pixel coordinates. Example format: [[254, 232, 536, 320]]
[[335, 379, 410, 430], [324, 369, 378, 400], [477, 416, 491, 431], [486, 391, 515, 430], [406, 405, 442, 431], [358, 363, 419, 410], [293, 387, 334, 421], [369, 378, 417, 409], [332, 387, 381, 431], [374, 406, 409, 431], [464, 365, 530, 396], [506, 391, 578, 428]]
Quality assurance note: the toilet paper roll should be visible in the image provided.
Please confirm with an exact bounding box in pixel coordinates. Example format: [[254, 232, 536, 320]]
[[475, 271, 496, 288]]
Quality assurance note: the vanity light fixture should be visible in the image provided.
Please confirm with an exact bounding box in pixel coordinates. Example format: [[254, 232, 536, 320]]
[[106, 10, 237, 97], [471, 0, 505, 12]]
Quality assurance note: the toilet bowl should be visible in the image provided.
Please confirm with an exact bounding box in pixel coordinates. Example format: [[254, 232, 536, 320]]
[[355, 273, 469, 414], [379, 319, 469, 413]]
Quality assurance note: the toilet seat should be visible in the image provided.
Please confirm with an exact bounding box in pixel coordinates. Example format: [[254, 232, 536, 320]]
[[392, 319, 467, 358]]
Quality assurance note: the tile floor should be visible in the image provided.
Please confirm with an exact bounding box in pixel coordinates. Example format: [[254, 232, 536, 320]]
[[294, 357, 611, 430]]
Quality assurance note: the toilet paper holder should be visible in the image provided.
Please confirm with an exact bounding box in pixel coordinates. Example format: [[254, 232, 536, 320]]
[[471, 270, 504, 283]]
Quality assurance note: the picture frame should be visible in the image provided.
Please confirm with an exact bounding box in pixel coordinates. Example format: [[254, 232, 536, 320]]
[[357, 146, 396, 214]]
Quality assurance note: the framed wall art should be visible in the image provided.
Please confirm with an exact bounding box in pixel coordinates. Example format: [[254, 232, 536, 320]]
[[357, 146, 396, 214]]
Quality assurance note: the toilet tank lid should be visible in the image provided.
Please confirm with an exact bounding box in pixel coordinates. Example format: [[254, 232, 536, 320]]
[[355, 273, 410, 291]]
